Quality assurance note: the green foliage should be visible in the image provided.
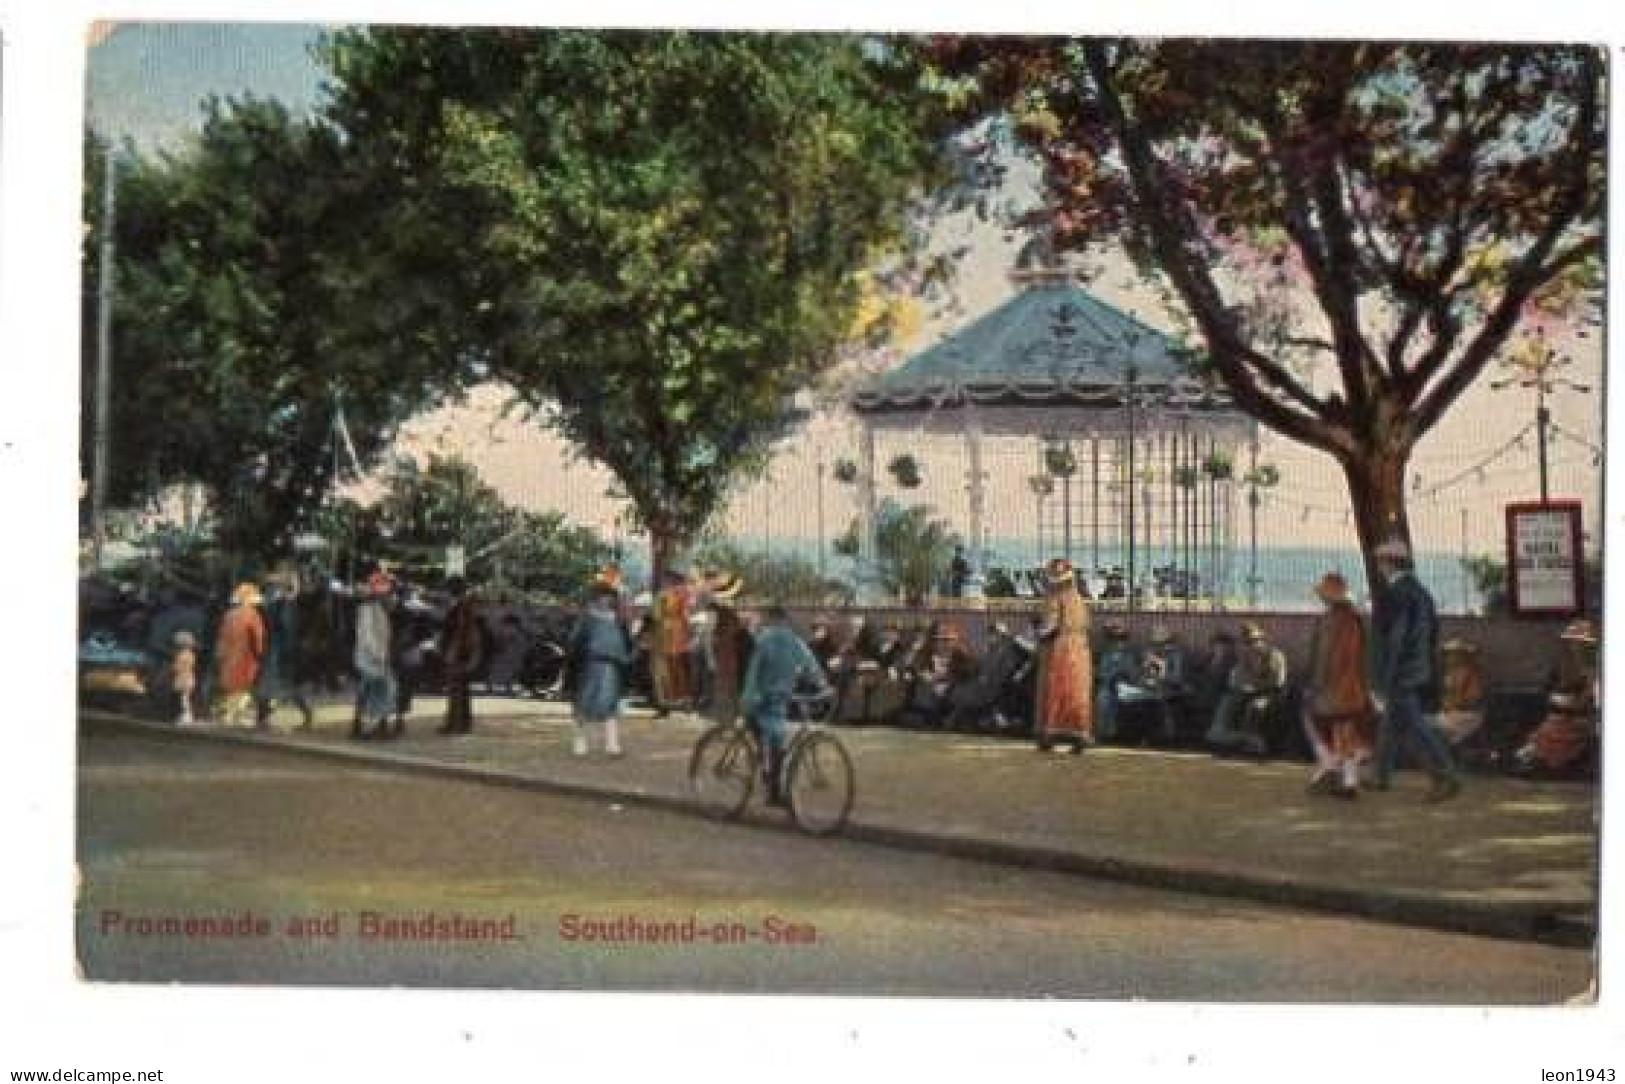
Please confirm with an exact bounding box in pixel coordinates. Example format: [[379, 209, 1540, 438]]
[[82, 102, 475, 562], [1461, 555, 1508, 612], [1043, 443, 1077, 478], [1244, 462, 1280, 508], [1201, 452, 1234, 481], [318, 29, 945, 570], [832, 521, 861, 559], [930, 40, 1603, 596], [839, 499, 961, 604], [886, 452, 923, 488], [690, 540, 851, 606], [1244, 463, 1281, 489], [367, 454, 612, 597], [832, 458, 860, 485]]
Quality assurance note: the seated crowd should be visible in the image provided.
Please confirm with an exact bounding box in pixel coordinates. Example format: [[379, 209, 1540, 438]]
[[791, 608, 1598, 777]]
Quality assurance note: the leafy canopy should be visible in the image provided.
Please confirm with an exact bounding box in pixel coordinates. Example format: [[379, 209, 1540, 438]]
[[84, 98, 480, 560], [319, 29, 948, 566], [364, 454, 613, 597], [928, 39, 1603, 582]]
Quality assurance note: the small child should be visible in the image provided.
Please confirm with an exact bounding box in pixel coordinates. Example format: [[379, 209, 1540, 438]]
[[171, 630, 198, 726]]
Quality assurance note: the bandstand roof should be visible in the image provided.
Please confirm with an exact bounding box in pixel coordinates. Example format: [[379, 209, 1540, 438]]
[[851, 278, 1243, 421]]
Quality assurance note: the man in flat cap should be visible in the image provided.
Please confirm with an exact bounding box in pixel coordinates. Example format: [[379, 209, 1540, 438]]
[[1369, 537, 1461, 801]]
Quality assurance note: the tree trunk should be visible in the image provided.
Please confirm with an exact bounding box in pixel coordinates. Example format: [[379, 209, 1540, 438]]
[[1342, 447, 1412, 626], [648, 520, 680, 592]]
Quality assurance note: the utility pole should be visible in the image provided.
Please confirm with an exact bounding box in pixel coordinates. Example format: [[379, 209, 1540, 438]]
[[1537, 386, 1551, 504], [91, 144, 118, 570], [1492, 337, 1590, 506]]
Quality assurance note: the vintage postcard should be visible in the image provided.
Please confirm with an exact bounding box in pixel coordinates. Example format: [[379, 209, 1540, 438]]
[[71, 19, 1605, 1021]]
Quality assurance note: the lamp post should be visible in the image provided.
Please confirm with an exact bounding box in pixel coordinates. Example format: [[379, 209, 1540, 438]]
[[1491, 338, 1591, 504], [91, 143, 119, 571], [1124, 370, 1136, 611]]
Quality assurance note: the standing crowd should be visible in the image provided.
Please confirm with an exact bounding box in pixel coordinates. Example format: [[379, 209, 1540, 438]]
[[112, 531, 1596, 803]]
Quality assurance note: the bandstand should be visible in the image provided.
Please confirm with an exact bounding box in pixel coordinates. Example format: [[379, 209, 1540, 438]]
[[848, 272, 1252, 609]]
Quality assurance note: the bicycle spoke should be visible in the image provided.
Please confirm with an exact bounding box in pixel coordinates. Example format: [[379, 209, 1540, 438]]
[[786, 732, 854, 836], [687, 725, 757, 819]]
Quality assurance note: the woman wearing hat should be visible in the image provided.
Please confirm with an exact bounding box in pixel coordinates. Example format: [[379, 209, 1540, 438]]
[[650, 568, 694, 715], [352, 571, 397, 739], [700, 572, 752, 728], [1035, 558, 1094, 752], [212, 582, 267, 726], [1433, 639, 1486, 747], [1303, 572, 1376, 799], [1512, 618, 1600, 776], [1113, 624, 1188, 746], [568, 581, 634, 756]]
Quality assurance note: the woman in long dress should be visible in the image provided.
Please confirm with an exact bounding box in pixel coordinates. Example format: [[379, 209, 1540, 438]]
[[351, 572, 396, 740], [650, 570, 693, 713], [1035, 558, 1094, 752], [700, 572, 751, 725]]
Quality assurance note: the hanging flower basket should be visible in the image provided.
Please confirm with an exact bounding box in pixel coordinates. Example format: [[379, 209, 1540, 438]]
[[887, 453, 923, 489], [1027, 473, 1055, 498], [1043, 444, 1077, 478], [1202, 451, 1234, 480], [832, 458, 859, 485], [1245, 463, 1281, 488]]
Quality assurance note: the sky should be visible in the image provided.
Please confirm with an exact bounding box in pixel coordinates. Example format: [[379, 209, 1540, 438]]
[[84, 22, 1608, 568]]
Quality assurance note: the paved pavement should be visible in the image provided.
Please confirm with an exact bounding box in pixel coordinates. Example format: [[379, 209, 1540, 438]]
[[80, 693, 1599, 944]]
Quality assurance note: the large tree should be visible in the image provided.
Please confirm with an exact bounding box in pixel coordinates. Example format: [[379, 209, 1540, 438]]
[[368, 454, 613, 596], [317, 29, 946, 578], [82, 99, 481, 563], [931, 40, 1603, 595]]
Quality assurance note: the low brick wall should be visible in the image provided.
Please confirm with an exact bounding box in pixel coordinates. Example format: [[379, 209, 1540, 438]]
[[784, 603, 1572, 689]]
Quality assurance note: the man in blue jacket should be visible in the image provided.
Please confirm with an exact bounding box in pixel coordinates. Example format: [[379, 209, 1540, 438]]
[[742, 605, 832, 807], [1369, 538, 1461, 801]]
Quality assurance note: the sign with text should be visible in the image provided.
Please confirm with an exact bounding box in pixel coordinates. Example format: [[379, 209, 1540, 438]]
[[1505, 500, 1584, 617]]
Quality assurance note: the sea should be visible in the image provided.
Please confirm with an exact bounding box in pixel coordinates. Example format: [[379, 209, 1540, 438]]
[[677, 538, 1498, 615]]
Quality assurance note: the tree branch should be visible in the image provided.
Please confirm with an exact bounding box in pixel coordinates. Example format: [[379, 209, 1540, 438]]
[[1080, 42, 1347, 458], [1255, 105, 1377, 413], [1412, 52, 1603, 432]]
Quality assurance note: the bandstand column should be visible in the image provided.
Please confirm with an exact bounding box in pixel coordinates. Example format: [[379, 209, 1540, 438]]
[[856, 419, 883, 604], [962, 409, 988, 598]]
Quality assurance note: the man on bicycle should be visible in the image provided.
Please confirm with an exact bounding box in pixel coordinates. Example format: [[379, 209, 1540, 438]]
[[741, 605, 833, 807]]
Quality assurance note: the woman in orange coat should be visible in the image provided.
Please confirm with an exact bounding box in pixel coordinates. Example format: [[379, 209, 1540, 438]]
[[1303, 572, 1376, 799], [213, 582, 267, 726], [1035, 558, 1094, 753]]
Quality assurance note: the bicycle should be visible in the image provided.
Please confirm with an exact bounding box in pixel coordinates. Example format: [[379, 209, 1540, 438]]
[[686, 689, 855, 836]]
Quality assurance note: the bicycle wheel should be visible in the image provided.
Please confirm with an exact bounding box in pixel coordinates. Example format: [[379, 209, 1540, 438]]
[[687, 725, 758, 819], [785, 731, 855, 836]]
